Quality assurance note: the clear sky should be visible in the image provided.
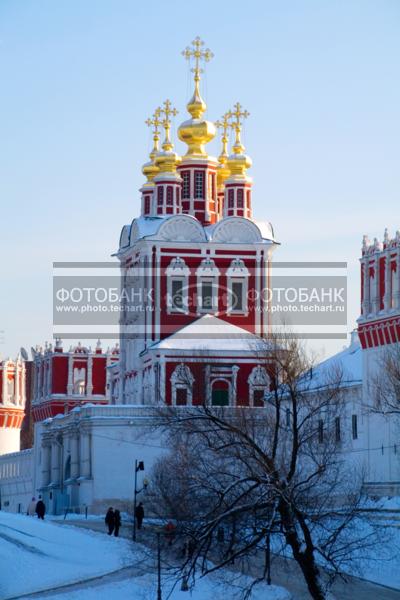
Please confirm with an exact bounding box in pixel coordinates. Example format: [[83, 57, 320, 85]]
[[0, 0, 399, 360]]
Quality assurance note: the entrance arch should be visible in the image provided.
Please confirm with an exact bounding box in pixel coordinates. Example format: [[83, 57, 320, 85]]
[[211, 379, 229, 406]]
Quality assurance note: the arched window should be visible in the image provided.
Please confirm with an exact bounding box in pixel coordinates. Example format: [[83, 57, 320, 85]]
[[237, 189, 244, 208], [211, 380, 230, 406], [144, 195, 151, 215], [228, 189, 234, 208]]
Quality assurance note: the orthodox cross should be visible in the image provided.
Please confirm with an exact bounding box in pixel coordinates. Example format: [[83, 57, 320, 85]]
[[182, 36, 214, 81], [228, 102, 250, 151], [158, 100, 178, 150]]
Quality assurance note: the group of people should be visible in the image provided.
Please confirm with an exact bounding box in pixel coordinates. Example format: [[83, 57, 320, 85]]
[[27, 496, 46, 520], [105, 502, 145, 538], [105, 507, 122, 536]]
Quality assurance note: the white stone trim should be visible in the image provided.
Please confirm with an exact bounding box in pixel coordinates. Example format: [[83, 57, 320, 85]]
[[170, 363, 194, 405]]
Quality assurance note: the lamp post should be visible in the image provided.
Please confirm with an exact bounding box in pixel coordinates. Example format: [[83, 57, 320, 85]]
[[157, 531, 162, 600], [265, 502, 274, 586], [132, 459, 145, 541]]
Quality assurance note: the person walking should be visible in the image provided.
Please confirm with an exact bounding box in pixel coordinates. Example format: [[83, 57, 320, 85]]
[[105, 507, 115, 535], [114, 509, 121, 537], [35, 496, 45, 520], [135, 502, 144, 530], [27, 497, 36, 516]]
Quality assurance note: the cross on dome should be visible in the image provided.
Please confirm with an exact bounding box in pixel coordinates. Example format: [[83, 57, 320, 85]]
[[159, 100, 178, 152], [228, 102, 250, 154], [182, 36, 214, 82], [216, 112, 231, 160]]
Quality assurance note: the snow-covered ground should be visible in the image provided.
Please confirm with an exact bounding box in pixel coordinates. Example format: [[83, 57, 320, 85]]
[[43, 573, 291, 600], [0, 511, 134, 599], [0, 511, 290, 600]]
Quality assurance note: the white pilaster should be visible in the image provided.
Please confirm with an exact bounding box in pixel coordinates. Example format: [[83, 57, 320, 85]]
[[80, 431, 91, 478], [50, 440, 60, 485], [384, 252, 392, 312], [67, 354, 73, 395], [362, 259, 370, 317], [87, 355, 93, 396], [2, 363, 8, 404], [70, 432, 79, 479]]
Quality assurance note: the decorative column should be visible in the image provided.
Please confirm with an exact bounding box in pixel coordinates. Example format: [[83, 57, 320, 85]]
[[372, 256, 380, 314], [395, 248, 400, 310], [67, 354, 73, 395], [362, 259, 370, 317], [2, 363, 8, 404], [50, 439, 60, 486], [21, 362, 26, 407], [70, 431, 79, 479], [41, 441, 51, 487], [86, 354, 93, 396], [384, 252, 392, 312], [14, 362, 20, 406], [231, 365, 239, 406], [38, 363, 42, 401], [80, 430, 91, 478]]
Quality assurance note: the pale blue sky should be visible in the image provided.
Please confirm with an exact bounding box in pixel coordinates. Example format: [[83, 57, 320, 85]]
[[0, 0, 399, 359]]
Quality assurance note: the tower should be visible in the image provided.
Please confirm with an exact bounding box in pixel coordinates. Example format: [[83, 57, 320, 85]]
[[177, 37, 218, 225], [31, 339, 119, 422], [0, 355, 26, 455], [116, 38, 279, 407], [357, 229, 400, 402]]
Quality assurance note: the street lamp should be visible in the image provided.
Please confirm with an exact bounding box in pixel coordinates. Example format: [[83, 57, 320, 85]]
[[133, 459, 145, 541]]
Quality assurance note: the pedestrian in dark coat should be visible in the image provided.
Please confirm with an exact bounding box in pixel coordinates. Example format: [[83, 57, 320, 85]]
[[114, 509, 121, 537], [135, 502, 144, 530], [105, 507, 115, 535], [35, 496, 45, 520]]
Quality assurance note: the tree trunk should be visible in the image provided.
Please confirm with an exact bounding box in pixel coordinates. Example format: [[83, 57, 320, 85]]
[[279, 500, 326, 600]]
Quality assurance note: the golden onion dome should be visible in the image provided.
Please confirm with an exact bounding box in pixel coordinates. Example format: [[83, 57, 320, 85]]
[[177, 81, 216, 157], [142, 110, 162, 186], [225, 102, 252, 181], [154, 100, 181, 175]]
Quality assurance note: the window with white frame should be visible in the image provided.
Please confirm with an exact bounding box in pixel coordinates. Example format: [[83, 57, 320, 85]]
[[194, 171, 205, 198], [166, 257, 190, 314], [196, 257, 220, 313], [248, 366, 270, 406], [171, 363, 194, 405], [226, 258, 250, 314], [182, 171, 190, 199]]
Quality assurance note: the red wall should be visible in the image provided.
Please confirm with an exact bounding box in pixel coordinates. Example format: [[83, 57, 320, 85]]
[[52, 355, 68, 394]]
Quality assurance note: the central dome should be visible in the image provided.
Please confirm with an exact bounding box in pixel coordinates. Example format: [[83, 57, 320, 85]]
[[178, 118, 216, 157]]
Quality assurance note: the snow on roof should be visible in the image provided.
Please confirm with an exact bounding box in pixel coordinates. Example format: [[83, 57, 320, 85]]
[[301, 331, 362, 391], [118, 215, 277, 253], [148, 315, 264, 353]]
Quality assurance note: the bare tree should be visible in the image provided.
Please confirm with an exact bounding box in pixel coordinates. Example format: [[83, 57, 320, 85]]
[[149, 334, 382, 600]]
